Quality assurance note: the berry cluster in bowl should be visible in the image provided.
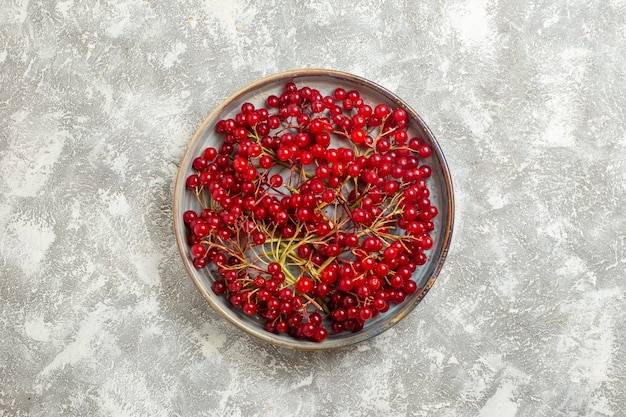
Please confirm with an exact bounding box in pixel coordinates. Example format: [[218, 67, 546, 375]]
[[180, 77, 444, 344]]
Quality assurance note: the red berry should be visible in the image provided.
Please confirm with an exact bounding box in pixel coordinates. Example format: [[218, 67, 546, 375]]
[[242, 302, 257, 315], [418, 144, 432, 158], [359, 306, 373, 322], [269, 174, 283, 187], [350, 129, 366, 144], [393, 108, 407, 122], [296, 277, 313, 294], [312, 327, 328, 342], [191, 243, 206, 258], [374, 104, 390, 119], [241, 102, 255, 114], [186, 174, 200, 189], [212, 280, 227, 295], [268, 262, 281, 275], [183, 210, 198, 224]]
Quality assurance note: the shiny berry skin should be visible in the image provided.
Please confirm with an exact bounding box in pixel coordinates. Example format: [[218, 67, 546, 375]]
[[373, 104, 390, 119], [296, 277, 313, 294], [242, 302, 257, 315]]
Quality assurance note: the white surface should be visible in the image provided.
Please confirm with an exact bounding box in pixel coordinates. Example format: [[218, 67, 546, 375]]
[[1, 0, 625, 416]]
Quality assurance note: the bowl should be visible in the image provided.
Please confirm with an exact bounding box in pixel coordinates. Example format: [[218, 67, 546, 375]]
[[173, 69, 454, 349]]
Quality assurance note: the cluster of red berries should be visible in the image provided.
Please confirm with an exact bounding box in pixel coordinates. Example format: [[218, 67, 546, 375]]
[[183, 81, 437, 342]]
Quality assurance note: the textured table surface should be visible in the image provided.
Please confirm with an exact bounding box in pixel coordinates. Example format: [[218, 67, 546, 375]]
[[1, 1, 625, 416]]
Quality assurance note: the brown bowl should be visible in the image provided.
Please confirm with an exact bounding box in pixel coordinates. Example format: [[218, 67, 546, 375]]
[[173, 69, 454, 349]]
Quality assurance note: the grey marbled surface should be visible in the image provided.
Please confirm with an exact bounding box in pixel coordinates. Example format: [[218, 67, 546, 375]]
[[1, 0, 625, 416]]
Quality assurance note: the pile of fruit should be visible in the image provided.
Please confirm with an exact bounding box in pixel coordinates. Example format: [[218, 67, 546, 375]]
[[183, 82, 437, 342]]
